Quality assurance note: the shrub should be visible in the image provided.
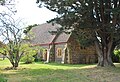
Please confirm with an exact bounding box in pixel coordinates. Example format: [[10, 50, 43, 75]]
[[21, 49, 37, 64], [114, 49, 120, 62]]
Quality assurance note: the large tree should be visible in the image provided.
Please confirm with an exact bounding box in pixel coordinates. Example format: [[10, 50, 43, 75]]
[[0, 12, 25, 68], [0, 12, 37, 68], [37, 0, 120, 67]]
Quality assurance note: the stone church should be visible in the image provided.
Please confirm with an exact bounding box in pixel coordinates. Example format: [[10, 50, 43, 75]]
[[30, 23, 97, 64]]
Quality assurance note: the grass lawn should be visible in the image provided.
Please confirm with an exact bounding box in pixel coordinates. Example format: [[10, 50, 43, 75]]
[[0, 59, 120, 82]]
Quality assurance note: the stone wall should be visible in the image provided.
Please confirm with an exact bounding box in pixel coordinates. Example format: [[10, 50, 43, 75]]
[[38, 45, 55, 62], [49, 45, 55, 62], [67, 36, 81, 64], [67, 36, 97, 64], [54, 43, 66, 63]]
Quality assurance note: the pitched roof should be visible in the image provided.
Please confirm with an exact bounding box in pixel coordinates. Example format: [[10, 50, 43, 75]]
[[54, 32, 70, 43], [30, 23, 70, 45]]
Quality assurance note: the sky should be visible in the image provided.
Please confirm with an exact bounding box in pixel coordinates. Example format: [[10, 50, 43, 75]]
[[0, 0, 58, 26], [0, 0, 58, 41], [15, 0, 58, 25]]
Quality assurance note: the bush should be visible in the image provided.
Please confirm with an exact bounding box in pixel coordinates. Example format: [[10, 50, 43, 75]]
[[21, 49, 37, 64], [33, 54, 39, 62], [114, 49, 120, 62]]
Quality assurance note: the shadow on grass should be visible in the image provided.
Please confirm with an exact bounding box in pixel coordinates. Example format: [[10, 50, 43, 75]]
[[1, 63, 120, 82], [35, 61, 96, 68], [18, 63, 120, 82], [1, 67, 93, 82]]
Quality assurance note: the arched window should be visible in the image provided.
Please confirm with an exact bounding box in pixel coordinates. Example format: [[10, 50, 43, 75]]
[[57, 48, 62, 57]]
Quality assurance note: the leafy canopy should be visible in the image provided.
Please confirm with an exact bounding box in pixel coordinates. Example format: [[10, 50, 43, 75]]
[[37, 0, 120, 47]]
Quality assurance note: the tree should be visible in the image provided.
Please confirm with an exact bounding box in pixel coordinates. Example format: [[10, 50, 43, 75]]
[[0, 12, 32, 68], [0, 0, 5, 5], [23, 24, 38, 34], [0, 0, 14, 5], [114, 49, 120, 62], [0, 0, 16, 14], [0, 12, 40, 68], [37, 0, 120, 67], [20, 44, 38, 64], [0, 12, 25, 68]]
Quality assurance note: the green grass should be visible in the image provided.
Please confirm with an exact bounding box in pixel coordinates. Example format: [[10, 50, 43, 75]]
[[0, 59, 120, 82]]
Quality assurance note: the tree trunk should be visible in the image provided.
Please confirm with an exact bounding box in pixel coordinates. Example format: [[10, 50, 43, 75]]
[[8, 52, 20, 69], [10, 60, 18, 68], [14, 62, 18, 67], [11, 63, 18, 70], [95, 41, 115, 67]]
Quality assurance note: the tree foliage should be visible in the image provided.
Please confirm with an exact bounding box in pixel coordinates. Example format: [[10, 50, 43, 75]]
[[0, 12, 37, 68], [0, 0, 14, 5], [37, 0, 120, 67], [23, 24, 38, 34], [0, 12, 25, 68], [23, 24, 38, 41], [20, 44, 38, 64], [114, 49, 120, 61], [0, 0, 5, 5]]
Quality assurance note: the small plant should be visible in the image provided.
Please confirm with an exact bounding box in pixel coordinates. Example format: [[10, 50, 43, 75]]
[[20, 46, 38, 64], [114, 49, 120, 62]]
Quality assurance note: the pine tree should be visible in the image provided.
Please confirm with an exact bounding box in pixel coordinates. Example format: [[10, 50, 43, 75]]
[[37, 0, 120, 67]]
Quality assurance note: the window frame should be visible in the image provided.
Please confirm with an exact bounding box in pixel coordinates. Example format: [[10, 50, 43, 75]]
[[57, 48, 62, 57]]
